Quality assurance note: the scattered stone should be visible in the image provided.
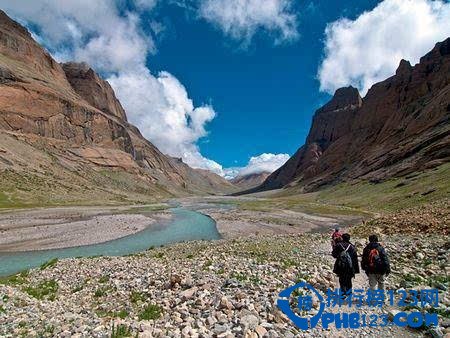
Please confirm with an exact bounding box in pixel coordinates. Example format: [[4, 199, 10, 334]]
[[179, 287, 198, 300]]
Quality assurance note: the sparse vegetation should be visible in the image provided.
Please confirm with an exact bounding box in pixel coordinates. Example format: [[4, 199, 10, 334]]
[[24, 280, 58, 301], [202, 259, 212, 270], [94, 286, 110, 298], [43, 324, 55, 335], [115, 309, 129, 319], [237, 163, 450, 215], [110, 323, 135, 338], [0, 271, 28, 286], [138, 304, 162, 320], [40, 258, 58, 270], [71, 283, 85, 293], [98, 275, 110, 283], [130, 291, 147, 304]]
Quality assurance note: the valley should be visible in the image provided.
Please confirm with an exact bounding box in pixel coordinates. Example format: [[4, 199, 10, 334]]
[[0, 6, 448, 338]]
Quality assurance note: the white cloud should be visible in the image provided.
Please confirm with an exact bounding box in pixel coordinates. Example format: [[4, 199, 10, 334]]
[[108, 69, 224, 174], [135, 0, 159, 10], [0, 0, 156, 69], [199, 0, 298, 44], [225, 153, 290, 179], [318, 0, 450, 95], [0, 0, 225, 174]]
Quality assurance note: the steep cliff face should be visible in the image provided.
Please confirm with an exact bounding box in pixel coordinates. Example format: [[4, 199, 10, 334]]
[[0, 10, 235, 205], [62, 62, 128, 121], [258, 38, 450, 192]]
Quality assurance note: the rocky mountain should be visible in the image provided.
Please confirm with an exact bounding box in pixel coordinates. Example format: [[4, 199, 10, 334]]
[[230, 172, 271, 190], [255, 38, 450, 193], [0, 10, 236, 206]]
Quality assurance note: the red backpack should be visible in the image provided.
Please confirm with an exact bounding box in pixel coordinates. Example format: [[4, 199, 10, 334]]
[[368, 247, 383, 270]]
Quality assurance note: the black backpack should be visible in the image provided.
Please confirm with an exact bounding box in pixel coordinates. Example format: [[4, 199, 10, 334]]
[[336, 243, 353, 273]]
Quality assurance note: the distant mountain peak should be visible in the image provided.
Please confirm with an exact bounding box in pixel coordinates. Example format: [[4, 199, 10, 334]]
[[231, 171, 271, 190], [421, 37, 450, 63], [395, 59, 412, 76], [318, 85, 362, 114]]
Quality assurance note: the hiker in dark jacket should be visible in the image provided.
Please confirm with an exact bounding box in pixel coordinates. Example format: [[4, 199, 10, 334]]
[[361, 235, 391, 290], [332, 233, 359, 294]]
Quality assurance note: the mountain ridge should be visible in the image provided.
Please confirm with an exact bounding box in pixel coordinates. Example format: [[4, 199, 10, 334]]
[[250, 38, 450, 193], [0, 10, 236, 206], [230, 172, 271, 190]]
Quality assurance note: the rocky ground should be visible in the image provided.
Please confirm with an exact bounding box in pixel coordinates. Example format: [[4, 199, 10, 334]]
[[201, 208, 361, 239], [0, 229, 448, 337], [352, 199, 450, 236], [0, 198, 448, 337]]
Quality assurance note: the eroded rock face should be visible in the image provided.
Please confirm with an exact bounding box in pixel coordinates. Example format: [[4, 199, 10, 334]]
[[0, 9, 236, 199], [259, 38, 450, 192], [61, 62, 128, 121]]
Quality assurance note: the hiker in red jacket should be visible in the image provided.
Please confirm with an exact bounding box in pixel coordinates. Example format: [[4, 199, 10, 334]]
[[331, 227, 343, 249], [361, 235, 391, 290]]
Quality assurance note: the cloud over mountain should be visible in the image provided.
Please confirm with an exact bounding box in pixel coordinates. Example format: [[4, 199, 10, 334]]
[[0, 0, 224, 174], [318, 0, 450, 95], [224, 153, 290, 179]]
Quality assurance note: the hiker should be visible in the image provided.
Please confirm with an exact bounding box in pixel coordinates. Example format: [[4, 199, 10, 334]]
[[331, 227, 343, 249], [361, 235, 391, 290], [332, 233, 359, 294]]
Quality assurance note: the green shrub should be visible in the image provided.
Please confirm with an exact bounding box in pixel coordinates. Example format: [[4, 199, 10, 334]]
[[138, 304, 162, 320], [202, 260, 212, 270], [116, 309, 129, 319], [44, 325, 55, 334]]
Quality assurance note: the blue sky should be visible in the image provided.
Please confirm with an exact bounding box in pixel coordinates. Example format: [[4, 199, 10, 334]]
[[147, 1, 382, 168], [1, 0, 449, 177]]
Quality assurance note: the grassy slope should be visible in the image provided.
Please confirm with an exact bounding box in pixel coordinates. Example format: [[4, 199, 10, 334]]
[[238, 163, 450, 216], [0, 169, 172, 210], [0, 132, 176, 209]]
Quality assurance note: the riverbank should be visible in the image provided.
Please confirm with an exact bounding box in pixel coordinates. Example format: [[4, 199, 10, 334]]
[[0, 205, 171, 252], [203, 207, 361, 238], [177, 196, 365, 239], [0, 196, 363, 252]]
